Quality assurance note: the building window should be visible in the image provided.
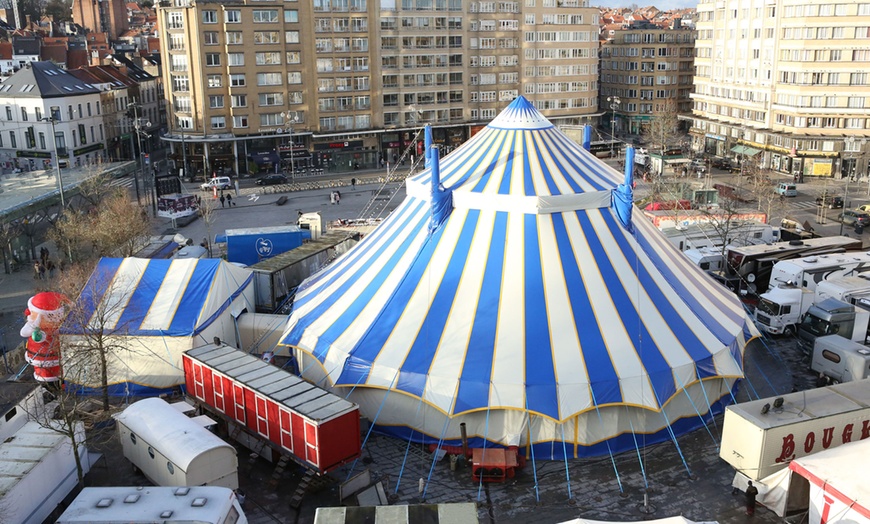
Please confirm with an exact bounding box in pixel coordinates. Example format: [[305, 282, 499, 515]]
[[233, 115, 249, 128], [260, 93, 284, 106], [5, 106, 11, 120], [21, 107, 27, 121], [253, 9, 279, 22], [254, 31, 280, 44], [225, 10, 241, 23], [284, 10, 298, 22], [228, 53, 245, 66], [286, 51, 301, 64], [205, 53, 221, 66], [230, 74, 246, 87], [203, 10, 217, 23], [285, 31, 300, 43], [209, 95, 224, 108], [9, 131, 15, 148], [203, 32, 219, 45], [168, 12, 183, 28], [231, 95, 247, 107], [287, 72, 302, 84], [258, 73, 283, 86], [260, 113, 285, 126], [256, 52, 282, 65], [211, 116, 226, 129], [226, 31, 243, 44], [207, 75, 222, 88]]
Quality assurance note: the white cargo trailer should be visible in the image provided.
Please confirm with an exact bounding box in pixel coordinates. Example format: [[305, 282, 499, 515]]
[[56, 486, 247, 524], [811, 335, 870, 383], [720, 379, 870, 481], [114, 398, 238, 489], [0, 420, 89, 524]]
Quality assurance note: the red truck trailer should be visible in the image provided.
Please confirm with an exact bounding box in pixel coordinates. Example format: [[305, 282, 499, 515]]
[[183, 343, 361, 474]]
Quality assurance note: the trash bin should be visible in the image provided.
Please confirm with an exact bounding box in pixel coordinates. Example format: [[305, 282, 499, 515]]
[[856, 225, 865, 235]]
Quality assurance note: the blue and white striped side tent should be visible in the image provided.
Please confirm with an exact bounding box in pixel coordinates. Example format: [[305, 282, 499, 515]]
[[280, 96, 758, 459], [61, 257, 255, 396]]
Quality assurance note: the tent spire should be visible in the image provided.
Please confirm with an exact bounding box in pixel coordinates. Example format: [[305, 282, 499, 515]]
[[611, 145, 635, 232], [582, 124, 592, 151], [424, 124, 433, 169], [428, 143, 452, 233]]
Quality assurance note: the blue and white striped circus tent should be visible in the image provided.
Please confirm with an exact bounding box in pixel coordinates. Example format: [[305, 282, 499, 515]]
[[61, 257, 255, 395], [280, 96, 757, 459]]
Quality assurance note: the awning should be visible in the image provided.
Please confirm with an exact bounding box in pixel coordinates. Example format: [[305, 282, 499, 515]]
[[665, 158, 691, 165], [731, 145, 761, 156]]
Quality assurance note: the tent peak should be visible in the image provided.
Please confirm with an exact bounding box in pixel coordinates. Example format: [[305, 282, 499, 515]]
[[488, 96, 554, 131]]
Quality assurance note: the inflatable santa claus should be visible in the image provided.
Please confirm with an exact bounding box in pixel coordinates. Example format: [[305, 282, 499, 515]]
[[20, 292, 68, 382]]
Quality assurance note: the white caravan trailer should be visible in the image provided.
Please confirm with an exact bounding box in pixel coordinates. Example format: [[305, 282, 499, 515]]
[[0, 420, 89, 524], [57, 486, 247, 524], [114, 398, 238, 489]]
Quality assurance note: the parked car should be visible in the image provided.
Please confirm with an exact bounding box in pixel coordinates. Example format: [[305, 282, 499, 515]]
[[856, 204, 870, 213], [837, 210, 870, 227], [200, 176, 232, 191], [255, 174, 288, 186], [816, 193, 845, 209], [710, 158, 739, 172]]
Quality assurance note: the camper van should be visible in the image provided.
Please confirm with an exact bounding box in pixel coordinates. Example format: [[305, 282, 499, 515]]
[[56, 486, 247, 524], [811, 335, 870, 383]]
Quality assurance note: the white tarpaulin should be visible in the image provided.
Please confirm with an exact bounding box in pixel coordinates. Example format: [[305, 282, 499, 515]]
[[789, 438, 870, 524], [559, 516, 718, 524]]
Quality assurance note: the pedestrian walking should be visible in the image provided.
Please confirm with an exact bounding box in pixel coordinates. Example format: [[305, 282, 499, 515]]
[[330, 191, 336, 205], [33, 260, 41, 280], [38, 261, 46, 280], [336, 190, 341, 205], [745, 480, 758, 516], [351, 177, 356, 189], [220, 194, 226, 208], [226, 193, 234, 207], [46, 259, 55, 278]]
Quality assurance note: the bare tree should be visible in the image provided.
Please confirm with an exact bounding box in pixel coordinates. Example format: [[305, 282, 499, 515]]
[[48, 191, 151, 263], [198, 195, 218, 257], [642, 104, 683, 177], [0, 220, 21, 274]]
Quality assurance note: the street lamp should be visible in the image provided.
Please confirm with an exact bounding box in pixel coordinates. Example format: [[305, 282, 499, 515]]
[[607, 96, 621, 158], [132, 116, 152, 212], [280, 112, 301, 177], [39, 114, 64, 208]]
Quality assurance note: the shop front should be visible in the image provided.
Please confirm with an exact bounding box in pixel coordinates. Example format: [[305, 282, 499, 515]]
[[703, 133, 727, 156], [312, 140, 378, 174]]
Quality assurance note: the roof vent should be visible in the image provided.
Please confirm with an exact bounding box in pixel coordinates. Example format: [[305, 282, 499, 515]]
[[160, 510, 173, 518], [804, 257, 818, 263], [174, 487, 190, 496], [124, 494, 140, 503], [191, 497, 207, 507], [96, 498, 113, 508]]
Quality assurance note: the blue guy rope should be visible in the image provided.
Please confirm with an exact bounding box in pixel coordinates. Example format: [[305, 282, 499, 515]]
[[625, 409, 649, 489], [589, 386, 624, 493], [651, 387, 692, 477], [559, 423, 573, 500], [422, 406, 454, 501], [693, 365, 722, 441], [672, 371, 717, 446], [524, 396, 540, 503], [477, 404, 492, 502], [395, 395, 427, 495], [345, 370, 400, 481]]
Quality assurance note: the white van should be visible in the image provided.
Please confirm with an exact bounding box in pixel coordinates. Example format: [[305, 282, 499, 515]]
[[200, 177, 232, 191], [811, 335, 870, 383], [776, 182, 798, 197]]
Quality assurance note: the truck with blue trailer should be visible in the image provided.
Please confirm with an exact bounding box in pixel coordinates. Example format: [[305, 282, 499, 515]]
[[225, 225, 310, 266]]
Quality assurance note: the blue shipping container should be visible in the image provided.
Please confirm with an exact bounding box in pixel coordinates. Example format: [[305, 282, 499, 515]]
[[225, 226, 310, 266]]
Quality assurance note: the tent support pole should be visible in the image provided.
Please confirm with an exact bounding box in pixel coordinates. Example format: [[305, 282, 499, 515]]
[[477, 404, 491, 502], [626, 407, 649, 490]]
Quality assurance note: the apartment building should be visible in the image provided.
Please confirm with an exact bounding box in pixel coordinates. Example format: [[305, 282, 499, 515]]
[[156, 0, 599, 177], [599, 22, 695, 138], [688, 0, 870, 179]]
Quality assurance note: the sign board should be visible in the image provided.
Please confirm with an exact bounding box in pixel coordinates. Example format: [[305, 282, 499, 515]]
[[157, 194, 198, 219], [719, 379, 870, 481]]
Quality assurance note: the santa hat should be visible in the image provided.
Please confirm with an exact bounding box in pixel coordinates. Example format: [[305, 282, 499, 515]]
[[25, 292, 66, 326]]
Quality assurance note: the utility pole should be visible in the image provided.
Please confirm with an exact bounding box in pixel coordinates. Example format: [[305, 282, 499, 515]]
[[129, 99, 155, 214]]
